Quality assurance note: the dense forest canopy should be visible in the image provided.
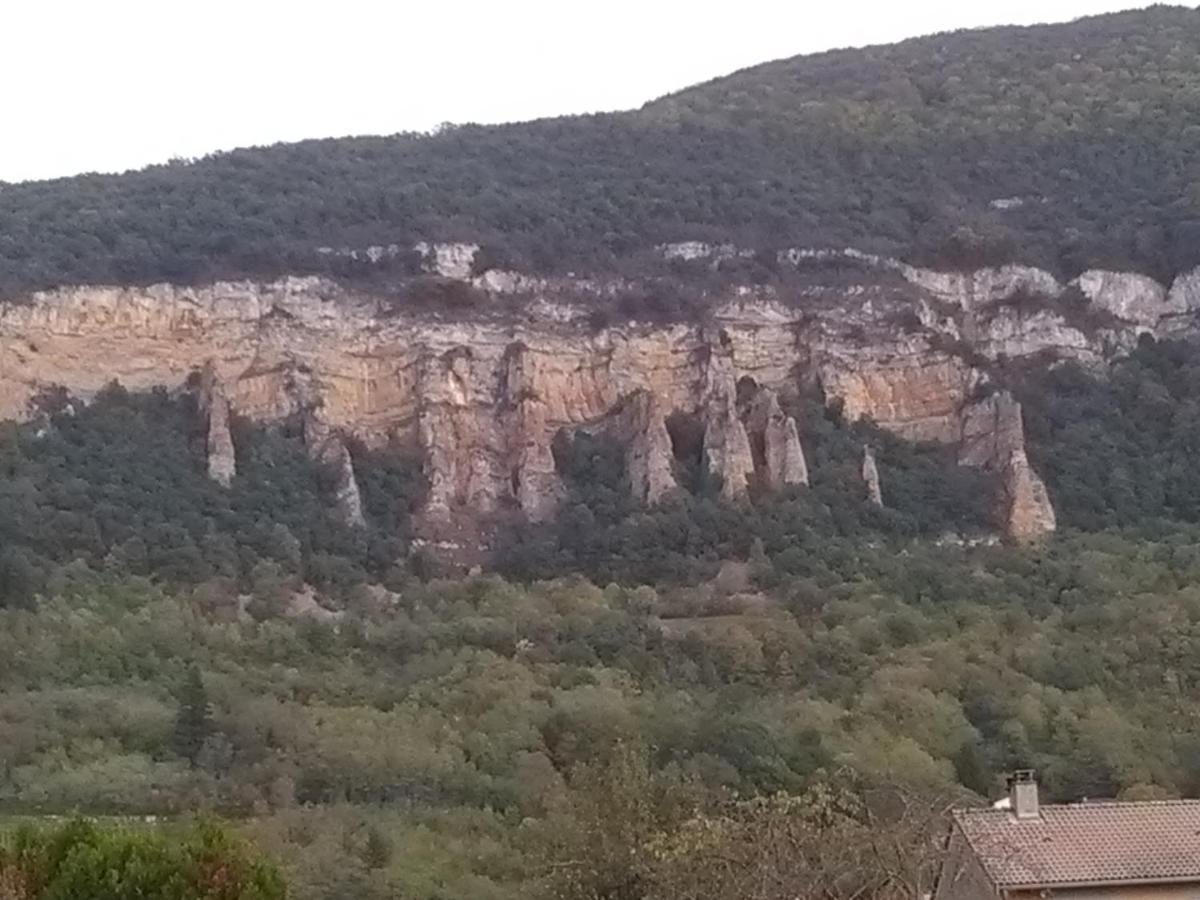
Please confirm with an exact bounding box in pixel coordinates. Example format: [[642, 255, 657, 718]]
[[1, 7, 1199, 294]]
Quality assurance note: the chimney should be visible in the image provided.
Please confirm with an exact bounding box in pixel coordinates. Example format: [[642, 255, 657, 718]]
[[1008, 770, 1040, 820]]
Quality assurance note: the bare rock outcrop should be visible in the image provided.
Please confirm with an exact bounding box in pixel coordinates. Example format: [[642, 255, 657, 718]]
[[862, 445, 883, 507], [817, 347, 982, 444], [1162, 267, 1200, 337], [699, 331, 756, 500], [414, 242, 480, 279], [1000, 448, 1058, 543], [959, 391, 1056, 542], [902, 263, 1063, 311], [284, 366, 367, 528], [744, 388, 808, 488], [302, 413, 367, 528], [703, 399, 755, 501], [502, 343, 563, 522], [618, 391, 678, 505], [1075, 270, 1167, 328], [418, 348, 506, 522], [4, 252, 1190, 554], [959, 390, 1024, 469], [197, 363, 236, 487]]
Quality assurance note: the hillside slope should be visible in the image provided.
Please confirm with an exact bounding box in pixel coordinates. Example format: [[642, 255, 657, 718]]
[[9, 11, 1200, 897], [1, 6, 1198, 293]]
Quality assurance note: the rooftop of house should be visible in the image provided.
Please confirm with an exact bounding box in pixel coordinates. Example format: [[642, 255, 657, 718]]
[[955, 798, 1200, 889]]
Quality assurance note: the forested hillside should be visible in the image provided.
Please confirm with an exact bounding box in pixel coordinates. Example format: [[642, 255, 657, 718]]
[[7, 8, 1200, 899], [1, 6, 1198, 293], [6, 340, 1200, 898]]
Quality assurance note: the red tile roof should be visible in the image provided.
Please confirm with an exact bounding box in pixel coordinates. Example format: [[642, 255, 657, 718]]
[[954, 801, 1200, 888]]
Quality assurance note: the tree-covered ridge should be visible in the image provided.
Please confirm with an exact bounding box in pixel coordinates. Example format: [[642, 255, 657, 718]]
[[648, 6, 1200, 136], [0, 384, 426, 609], [1, 7, 1198, 294]]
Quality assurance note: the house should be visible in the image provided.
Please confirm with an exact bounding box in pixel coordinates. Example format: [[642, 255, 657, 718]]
[[935, 771, 1200, 899]]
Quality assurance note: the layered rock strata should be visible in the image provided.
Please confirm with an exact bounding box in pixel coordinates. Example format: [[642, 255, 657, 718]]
[[5, 254, 1187, 545]]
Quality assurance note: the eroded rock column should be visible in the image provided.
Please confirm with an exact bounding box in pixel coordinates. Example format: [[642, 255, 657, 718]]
[[703, 401, 755, 501], [198, 363, 236, 488], [959, 391, 1056, 542], [303, 414, 367, 528], [418, 348, 507, 523], [503, 343, 563, 522], [701, 330, 755, 500], [862, 445, 884, 507], [619, 390, 678, 505], [1001, 448, 1058, 542], [744, 388, 808, 488]]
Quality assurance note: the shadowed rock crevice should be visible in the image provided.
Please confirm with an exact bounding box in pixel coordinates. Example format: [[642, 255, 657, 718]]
[[303, 415, 367, 529], [743, 386, 809, 489]]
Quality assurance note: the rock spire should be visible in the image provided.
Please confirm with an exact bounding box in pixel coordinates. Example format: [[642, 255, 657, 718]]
[[197, 363, 236, 488], [862, 445, 883, 507]]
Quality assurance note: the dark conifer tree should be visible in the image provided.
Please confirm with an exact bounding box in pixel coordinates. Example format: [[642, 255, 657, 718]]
[[172, 665, 212, 766]]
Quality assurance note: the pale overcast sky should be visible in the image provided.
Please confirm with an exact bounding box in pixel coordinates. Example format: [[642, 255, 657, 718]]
[[3, 0, 1156, 183]]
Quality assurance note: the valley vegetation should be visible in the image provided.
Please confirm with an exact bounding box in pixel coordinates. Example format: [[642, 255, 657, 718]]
[[0, 819, 284, 900], [5, 339, 1200, 897]]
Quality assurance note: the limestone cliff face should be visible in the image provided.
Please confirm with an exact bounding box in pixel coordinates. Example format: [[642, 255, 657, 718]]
[[285, 365, 367, 528], [744, 388, 808, 489], [1075, 270, 1168, 328], [818, 345, 980, 444], [197, 363, 236, 488], [703, 400, 756, 501], [700, 334, 756, 500], [502, 343, 563, 523], [5, 256, 1197, 544], [618, 391, 678, 505]]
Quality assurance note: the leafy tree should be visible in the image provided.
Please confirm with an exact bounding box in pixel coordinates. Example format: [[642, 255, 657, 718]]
[[0, 819, 285, 900]]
